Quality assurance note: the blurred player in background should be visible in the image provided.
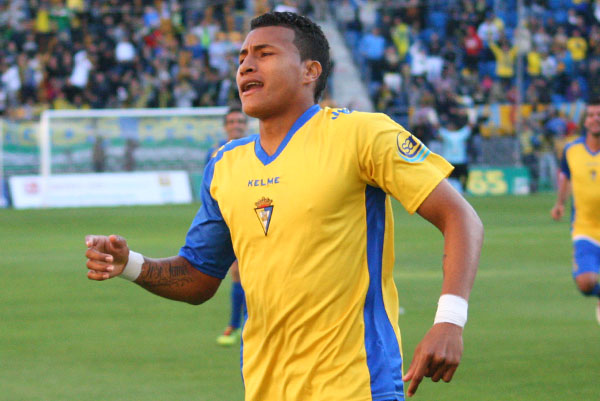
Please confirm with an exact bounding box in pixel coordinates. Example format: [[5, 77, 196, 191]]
[[551, 98, 600, 324], [85, 12, 483, 401], [208, 107, 248, 346]]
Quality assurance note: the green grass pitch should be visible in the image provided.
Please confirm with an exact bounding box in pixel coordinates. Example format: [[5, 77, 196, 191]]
[[1, 193, 598, 400]]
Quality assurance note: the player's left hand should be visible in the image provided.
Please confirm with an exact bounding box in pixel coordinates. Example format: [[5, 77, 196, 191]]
[[402, 322, 463, 397]]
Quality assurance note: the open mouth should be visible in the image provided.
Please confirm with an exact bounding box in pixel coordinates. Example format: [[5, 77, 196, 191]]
[[242, 81, 264, 93]]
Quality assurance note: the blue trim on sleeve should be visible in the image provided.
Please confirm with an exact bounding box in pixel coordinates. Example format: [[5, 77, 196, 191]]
[[254, 104, 321, 165], [215, 135, 258, 162], [560, 146, 570, 179], [363, 185, 404, 400], [205, 139, 228, 165], [179, 137, 255, 279]]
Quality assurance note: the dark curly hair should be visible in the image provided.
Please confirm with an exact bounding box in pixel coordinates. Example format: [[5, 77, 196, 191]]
[[250, 12, 331, 103]]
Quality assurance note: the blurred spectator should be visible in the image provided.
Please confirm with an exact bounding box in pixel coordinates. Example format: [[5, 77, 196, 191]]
[[567, 29, 588, 74], [463, 26, 483, 72], [0, 84, 7, 116], [1, 61, 21, 107], [123, 138, 137, 171], [391, 16, 411, 62], [115, 32, 136, 73], [489, 38, 518, 90], [409, 40, 429, 78], [438, 119, 472, 193], [335, 0, 355, 31], [358, 27, 386, 87], [358, 1, 378, 31], [274, 0, 299, 14], [69, 46, 93, 93], [174, 79, 197, 108], [519, 118, 540, 192], [566, 79, 585, 102], [526, 45, 542, 80], [93, 135, 106, 172], [411, 92, 439, 146], [477, 11, 504, 44]]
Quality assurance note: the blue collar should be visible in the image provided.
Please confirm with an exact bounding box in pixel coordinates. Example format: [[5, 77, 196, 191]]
[[254, 104, 321, 165]]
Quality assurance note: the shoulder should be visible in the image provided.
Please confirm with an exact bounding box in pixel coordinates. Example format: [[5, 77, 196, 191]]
[[562, 136, 587, 163], [212, 135, 257, 163], [205, 135, 257, 179], [321, 107, 405, 132], [564, 136, 585, 153]]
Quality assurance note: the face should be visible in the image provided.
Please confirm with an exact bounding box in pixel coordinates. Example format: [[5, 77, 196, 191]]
[[237, 26, 311, 119], [584, 104, 600, 137], [224, 110, 247, 140]]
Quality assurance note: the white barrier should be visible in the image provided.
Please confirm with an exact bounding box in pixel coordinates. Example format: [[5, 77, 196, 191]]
[[9, 171, 192, 209]]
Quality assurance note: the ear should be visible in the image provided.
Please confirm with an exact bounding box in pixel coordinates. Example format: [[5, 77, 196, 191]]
[[303, 60, 322, 86]]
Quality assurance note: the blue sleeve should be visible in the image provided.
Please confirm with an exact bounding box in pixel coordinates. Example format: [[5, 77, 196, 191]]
[[560, 147, 570, 179], [205, 147, 215, 166], [179, 158, 235, 279]]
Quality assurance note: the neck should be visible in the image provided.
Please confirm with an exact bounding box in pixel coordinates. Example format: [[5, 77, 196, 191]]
[[587, 133, 600, 152], [258, 99, 315, 156]]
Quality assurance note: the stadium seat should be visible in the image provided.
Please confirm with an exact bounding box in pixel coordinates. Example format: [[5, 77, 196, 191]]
[[419, 28, 435, 44], [551, 94, 566, 105], [505, 10, 518, 28], [428, 11, 447, 35], [548, 0, 563, 10], [554, 10, 568, 24], [577, 76, 590, 100]]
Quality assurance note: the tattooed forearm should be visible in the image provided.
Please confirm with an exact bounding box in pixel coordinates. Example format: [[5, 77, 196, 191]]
[[138, 260, 194, 288], [169, 263, 187, 277]]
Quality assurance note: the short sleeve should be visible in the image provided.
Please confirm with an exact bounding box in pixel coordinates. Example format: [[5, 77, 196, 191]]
[[355, 113, 454, 214], [179, 158, 235, 279]]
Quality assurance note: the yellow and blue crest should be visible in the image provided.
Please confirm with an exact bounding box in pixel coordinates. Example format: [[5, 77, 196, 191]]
[[396, 133, 430, 163]]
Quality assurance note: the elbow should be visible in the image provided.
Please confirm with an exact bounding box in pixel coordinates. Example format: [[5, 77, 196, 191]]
[[186, 297, 208, 306], [185, 282, 219, 305], [470, 208, 485, 244], [185, 291, 216, 306]]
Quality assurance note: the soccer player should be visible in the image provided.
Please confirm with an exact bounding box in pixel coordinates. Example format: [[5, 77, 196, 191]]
[[209, 107, 248, 346], [85, 12, 483, 400], [551, 99, 600, 324]]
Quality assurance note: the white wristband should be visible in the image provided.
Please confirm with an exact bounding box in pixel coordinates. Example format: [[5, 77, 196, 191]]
[[120, 250, 144, 281], [434, 294, 468, 328]]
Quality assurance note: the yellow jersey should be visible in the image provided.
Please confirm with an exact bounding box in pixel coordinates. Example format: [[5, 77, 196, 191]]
[[561, 137, 600, 242], [180, 105, 453, 401]]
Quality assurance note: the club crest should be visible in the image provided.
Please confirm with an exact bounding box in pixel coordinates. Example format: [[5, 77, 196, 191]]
[[254, 197, 274, 235], [396, 133, 430, 163]]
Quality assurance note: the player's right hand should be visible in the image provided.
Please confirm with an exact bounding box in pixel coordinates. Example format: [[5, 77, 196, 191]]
[[85, 234, 130, 281], [550, 204, 564, 221]]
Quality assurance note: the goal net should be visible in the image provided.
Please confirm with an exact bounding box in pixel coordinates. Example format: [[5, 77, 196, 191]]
[[38, 107, 234, 177]]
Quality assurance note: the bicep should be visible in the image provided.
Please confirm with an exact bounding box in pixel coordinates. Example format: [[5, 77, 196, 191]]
[[416, 179, 474, 232], [181, 257, 223, 304]]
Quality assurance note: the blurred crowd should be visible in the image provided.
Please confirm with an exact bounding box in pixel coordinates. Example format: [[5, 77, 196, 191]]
[[333, 0, 600, 190], [1, 0, 595, 190], [0, 0, 316, 120]]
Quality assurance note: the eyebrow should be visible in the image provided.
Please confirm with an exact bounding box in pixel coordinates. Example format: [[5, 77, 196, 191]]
[[239, 44, 275, 57]]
